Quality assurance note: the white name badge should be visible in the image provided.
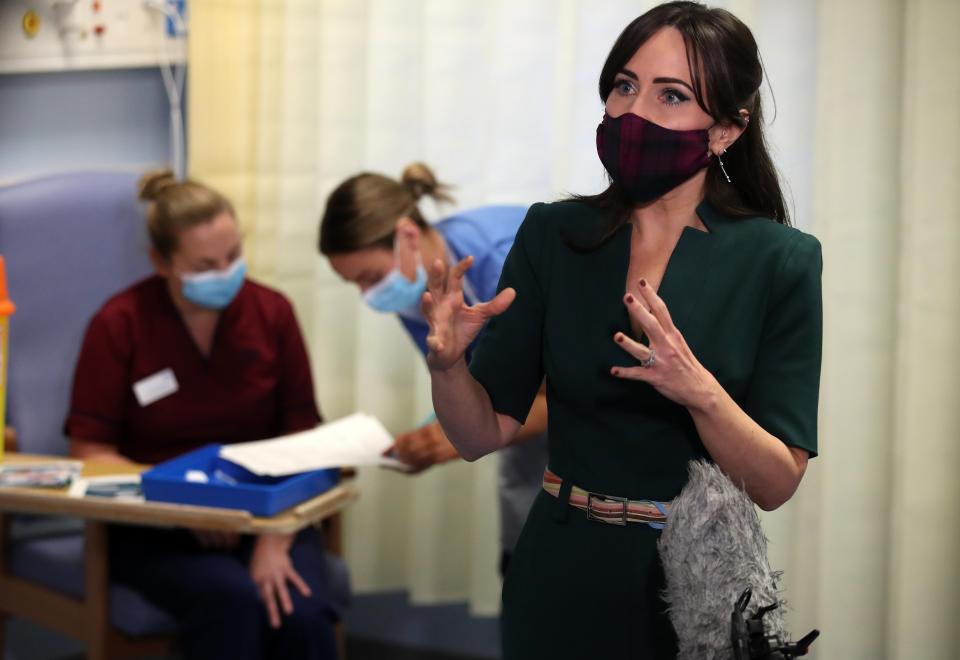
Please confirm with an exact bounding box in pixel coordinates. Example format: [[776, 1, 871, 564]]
[[133, 368, 179, 407]]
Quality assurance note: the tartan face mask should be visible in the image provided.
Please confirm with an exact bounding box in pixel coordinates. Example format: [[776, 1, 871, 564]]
[[596, 112, 712, 204]]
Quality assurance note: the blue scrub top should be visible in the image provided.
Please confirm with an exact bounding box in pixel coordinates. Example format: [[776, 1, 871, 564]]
[[398, 205, 527, 358]]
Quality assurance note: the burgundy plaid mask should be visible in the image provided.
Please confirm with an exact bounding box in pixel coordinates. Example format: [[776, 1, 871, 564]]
[[596, 112, 712, 204]]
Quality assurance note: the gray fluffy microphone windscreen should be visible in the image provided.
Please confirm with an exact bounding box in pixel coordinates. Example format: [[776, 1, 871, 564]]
[[659, 460, 786, 659]]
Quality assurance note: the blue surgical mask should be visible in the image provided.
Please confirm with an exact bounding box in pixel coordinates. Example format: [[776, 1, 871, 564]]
[[363, 263, 427, 314], [180, 257, 247, 310]]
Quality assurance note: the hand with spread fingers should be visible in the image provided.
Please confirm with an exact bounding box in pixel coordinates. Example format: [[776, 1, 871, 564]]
[[422, 255, 516, 372], [611, 278, 719, 410], [249, 534, 312, 629]]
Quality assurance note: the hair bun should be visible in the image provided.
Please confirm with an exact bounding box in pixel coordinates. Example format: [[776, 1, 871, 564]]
[[400, 162, 454, 204], [138, 169, 178, 202]]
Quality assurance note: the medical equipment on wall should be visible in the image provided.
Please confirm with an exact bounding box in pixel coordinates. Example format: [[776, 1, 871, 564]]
[[0, 1, 188, 179], [144, 0, 187, 180], [0, 1, 186, 73]]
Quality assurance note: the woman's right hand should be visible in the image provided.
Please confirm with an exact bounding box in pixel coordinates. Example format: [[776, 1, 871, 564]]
[[422, 256, 516, 372], [389, 421, 460, 473]]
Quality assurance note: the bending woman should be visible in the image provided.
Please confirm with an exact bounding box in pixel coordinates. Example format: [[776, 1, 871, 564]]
[[422, 3, 822, 658], [319, 163, 549, 572]]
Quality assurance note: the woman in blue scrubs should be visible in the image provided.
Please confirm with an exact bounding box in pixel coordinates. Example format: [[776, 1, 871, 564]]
[[318, 163, 548, 571]]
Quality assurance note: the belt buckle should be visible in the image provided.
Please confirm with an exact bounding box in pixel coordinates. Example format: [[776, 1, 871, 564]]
[[586, 491, 629, 526]]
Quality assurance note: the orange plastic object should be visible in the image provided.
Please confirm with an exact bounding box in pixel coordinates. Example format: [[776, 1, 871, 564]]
[[22, 10, 40, 39], [0, 257, 14, 316], [0, 256, 12, 462]]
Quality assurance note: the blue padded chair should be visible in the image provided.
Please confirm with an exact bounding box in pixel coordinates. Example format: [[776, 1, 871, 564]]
[[0, 171, 154, 458], [0, 171, 350, 658]]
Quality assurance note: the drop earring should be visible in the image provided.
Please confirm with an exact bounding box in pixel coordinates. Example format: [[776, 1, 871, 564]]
[[717, 148, 732, 183]]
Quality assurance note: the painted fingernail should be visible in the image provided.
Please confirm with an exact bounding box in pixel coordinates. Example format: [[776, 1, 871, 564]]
[[625, 294, 635, 304], [615, 333, 624, 343], [639, 278, 647, 288], [611, 367, 619, 376]]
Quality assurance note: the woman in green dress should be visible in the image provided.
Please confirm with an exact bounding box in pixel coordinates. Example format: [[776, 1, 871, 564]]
[[423, 3, 822, 658]]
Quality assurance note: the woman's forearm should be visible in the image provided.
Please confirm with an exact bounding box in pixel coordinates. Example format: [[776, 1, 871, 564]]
[[688, 376, 808, 511], [70, 438, 136, 466], [431, 358, 519, 461], [514, 388, 548, 441]]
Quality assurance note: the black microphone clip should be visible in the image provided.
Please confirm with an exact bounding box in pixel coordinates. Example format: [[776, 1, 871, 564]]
[[731, 588, 820, 660]]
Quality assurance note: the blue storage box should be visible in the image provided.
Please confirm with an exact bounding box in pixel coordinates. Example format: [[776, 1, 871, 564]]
[[141, 444, 339, 517]]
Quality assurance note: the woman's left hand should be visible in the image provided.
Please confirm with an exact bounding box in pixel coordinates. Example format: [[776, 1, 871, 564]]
[[249, 533, 312, 629], [611, 279, 719, 411]]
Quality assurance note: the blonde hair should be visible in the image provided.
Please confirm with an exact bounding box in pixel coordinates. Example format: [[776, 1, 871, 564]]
[[138, 169, 235, 259], [318, 162, 454, 255]]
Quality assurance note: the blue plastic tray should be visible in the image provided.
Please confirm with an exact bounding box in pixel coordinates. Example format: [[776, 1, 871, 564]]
[[141, 444, 339, 517]]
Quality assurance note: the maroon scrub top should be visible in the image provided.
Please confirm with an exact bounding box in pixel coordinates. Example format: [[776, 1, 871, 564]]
[[64, 275, 321, 464]]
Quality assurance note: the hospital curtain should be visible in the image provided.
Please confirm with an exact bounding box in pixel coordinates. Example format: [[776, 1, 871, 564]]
[[727, 2, 960, 657], [187, 0, 650, 616], [187, 0, 960, 652], [799, 1, 960, 657]]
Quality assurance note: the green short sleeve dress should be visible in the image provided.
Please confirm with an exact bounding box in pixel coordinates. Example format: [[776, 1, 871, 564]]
[[468, 199, 823, 659]]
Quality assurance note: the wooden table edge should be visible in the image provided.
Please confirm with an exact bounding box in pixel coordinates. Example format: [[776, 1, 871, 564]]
[[0, 455, 359, 534]]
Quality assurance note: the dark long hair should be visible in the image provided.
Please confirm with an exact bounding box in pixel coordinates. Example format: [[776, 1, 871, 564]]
[[579, 1, 789, 245]]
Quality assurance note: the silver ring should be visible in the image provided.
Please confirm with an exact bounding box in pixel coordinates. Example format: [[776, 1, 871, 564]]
[[639, 349, 656, 369]]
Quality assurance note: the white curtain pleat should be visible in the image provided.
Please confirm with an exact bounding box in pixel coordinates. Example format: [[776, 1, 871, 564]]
[[809, 1, 904, 655], [888, 1, 960, 656], [188, 0, 960, 649]]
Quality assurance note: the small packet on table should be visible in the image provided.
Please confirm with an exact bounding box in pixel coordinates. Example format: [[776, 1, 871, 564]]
[[0, 461, 82, 489]]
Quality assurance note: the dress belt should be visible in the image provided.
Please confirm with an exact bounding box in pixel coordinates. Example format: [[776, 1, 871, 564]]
[[542, 469, 671, 529]]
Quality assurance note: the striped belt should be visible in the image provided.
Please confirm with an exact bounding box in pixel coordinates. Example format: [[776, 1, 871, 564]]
[[542, 469, 671, 529]]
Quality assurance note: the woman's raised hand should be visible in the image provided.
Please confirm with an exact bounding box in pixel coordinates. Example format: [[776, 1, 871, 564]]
[[423, 256, 515, 371], [611, 278, 717, 411]]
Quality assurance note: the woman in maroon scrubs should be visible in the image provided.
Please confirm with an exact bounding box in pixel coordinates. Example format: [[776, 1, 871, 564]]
[[65, 170, 338, 660]]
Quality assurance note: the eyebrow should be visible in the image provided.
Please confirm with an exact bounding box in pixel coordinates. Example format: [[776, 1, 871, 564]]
[[617, 69, 695, 94], [653, 76, 695, 94]]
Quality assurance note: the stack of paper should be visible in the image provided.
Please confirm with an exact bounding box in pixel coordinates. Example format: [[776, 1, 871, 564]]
[[219, 413, 400, 477]]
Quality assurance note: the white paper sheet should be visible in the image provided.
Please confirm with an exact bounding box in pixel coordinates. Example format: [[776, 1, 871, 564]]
[[218, 413, 400, 476]]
